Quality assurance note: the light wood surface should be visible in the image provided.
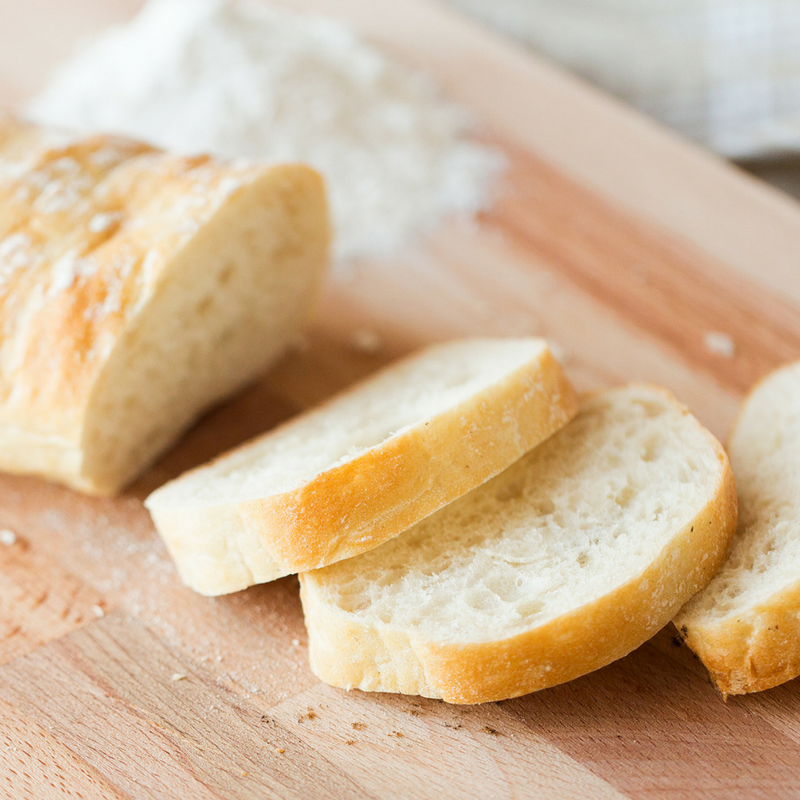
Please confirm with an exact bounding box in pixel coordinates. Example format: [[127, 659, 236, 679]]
[[2, 1, 800, 798]]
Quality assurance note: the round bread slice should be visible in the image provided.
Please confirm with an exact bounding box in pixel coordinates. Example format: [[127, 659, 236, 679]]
[[145, 338, 578, 595], [675, 361, 800, 695], [300, 384, 737, 704]]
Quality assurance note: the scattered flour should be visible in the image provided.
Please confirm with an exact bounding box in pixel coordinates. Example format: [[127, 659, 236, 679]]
[[0, 528, 16, 546], [349, 328, 383, 353], [27, 0, 505, 263], [704, 330, 736, 359]]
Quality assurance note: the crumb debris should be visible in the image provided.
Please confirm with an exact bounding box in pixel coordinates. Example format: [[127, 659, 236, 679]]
[[482, 726, 502, 736], [351, 722, 366, 731], [276, 748, 285, 754], [345, 739, 356, 746], [389, 731, 404, 738], [297, 708, 317, 723], [703, 331, 736, 358], [291, 638, 300, 647], [171, 673, 187, 682], [0, 529, 16, 546], [350, 328, 383, 353], [92, 604, 105, 618], [444, 722, 462, 730], [548, 340, 568, 365]]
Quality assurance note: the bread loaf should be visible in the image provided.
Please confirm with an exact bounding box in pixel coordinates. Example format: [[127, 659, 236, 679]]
[[676, 361, 800, 695], [0, 116, 328, 495], [300, 385, 736, 703], [145, 338, 578, 595]]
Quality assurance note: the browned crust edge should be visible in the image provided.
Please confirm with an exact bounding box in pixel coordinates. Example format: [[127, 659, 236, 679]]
[[148, 341, 579, 594], [675, 360, 800, 697], [240, 344, 578, 571]]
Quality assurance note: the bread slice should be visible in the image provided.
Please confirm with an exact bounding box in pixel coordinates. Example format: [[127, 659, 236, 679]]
[[0, 116, 328, 495], [300, 385, 737, 704], [145, 338, 578, 595], [675, 361, 800, 695]]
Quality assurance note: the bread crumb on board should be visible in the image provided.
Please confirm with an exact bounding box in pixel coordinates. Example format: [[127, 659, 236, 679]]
[[703, 330, 735, 358], [547, 340, 569, 365], [350, 328, 383, 353], [297, 707, 317, 723], [0, 529, 17, 546], [171, 673, 187, 682]]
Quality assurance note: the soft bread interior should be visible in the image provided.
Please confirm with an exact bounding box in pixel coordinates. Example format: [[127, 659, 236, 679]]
[[80, 167, 327, 494], [146, 338, 551, 509], [306, 385, 725, 645], [679, 362, 800, 624]]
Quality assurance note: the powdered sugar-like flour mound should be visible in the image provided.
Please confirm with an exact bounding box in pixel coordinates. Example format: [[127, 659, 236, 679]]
[[28, 0, 505, 263]]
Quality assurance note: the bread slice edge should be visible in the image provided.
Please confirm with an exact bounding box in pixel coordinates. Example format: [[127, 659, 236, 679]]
[[147, 341, 578, 595], [675, 577, 800, 696], [299, 386, 738, 703], [674, 360, 800, 696]]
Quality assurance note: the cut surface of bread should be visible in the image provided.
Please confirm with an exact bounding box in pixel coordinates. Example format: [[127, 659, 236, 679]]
[[0, 116, 328, 495], [300, 384, 737, 704], [676, 361, 800, 695], [145, 338, 578, 595]]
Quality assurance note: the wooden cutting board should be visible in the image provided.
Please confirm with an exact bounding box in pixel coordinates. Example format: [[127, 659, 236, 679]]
[[3, 2, 800, 798]]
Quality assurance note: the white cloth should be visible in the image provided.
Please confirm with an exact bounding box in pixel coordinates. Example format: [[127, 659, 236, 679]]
[[446, 0, 800, 159]]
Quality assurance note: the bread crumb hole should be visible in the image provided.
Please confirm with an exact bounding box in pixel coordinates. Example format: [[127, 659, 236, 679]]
[[632, 399, 664, 418], [615, 485, 635, 508], [217, 263, 235, 287], [535, 498, 555, 515], [641, 434, 662, 462]]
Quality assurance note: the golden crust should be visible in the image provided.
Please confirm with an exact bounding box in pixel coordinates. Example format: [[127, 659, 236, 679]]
[[148, 342, 579, 595], [675, 361, 800, 696], [677, 579, 800, 696], [300, 387, 738, 703], [0, 116, 326, 494]]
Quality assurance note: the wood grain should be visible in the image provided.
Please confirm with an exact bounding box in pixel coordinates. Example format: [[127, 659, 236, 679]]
[[3, 0, 800, 798]]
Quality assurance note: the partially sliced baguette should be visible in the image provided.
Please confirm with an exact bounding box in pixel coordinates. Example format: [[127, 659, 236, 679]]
[[676, 361, 800, 695], [0, 116, 328, 495], [145, 338, 578, 595], [300, 385, 737, 704]]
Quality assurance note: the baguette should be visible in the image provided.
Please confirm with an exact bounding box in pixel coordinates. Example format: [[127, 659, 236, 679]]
[[145, 338, 578, 595], [0, 116, 328, 495], [676, 361, 800, 695], [300, 385, 737, 703]]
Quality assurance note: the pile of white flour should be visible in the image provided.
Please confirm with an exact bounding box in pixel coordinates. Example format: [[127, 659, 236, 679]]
[[28, 0, 504, 262]]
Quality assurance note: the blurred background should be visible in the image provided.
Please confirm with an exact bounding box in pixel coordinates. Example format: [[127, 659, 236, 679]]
[[447, 0, 800, 197], [3, 0, 800, 198]]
